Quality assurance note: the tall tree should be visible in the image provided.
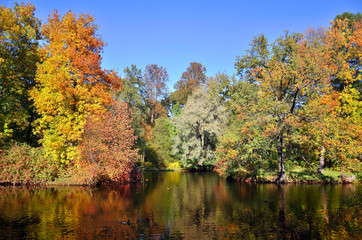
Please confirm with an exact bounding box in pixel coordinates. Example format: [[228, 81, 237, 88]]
[[173, 86, 227, 169], [116, 65, 147, 153], [143, 64, 168, 125], [214, 80, 271, 179], [30, 11, 120, 164], [235, 30, 335, 181], [297, 19, 362, 173], [0, 2, 40, 146], [172, 62, 207, 107]]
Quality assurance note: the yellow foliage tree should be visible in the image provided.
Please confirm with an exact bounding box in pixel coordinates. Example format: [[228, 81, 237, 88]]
[[30, 11, 121, 164]]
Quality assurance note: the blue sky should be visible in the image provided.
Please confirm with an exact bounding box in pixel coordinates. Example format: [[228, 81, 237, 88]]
[[3, 0, 361, 91]]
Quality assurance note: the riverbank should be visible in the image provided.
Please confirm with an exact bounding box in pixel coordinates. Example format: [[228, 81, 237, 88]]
[[229, 167, 360, 184], [1, 164, 360, 186]]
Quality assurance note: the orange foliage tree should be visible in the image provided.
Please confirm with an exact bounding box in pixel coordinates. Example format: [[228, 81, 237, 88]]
[[30, 11, 120, 165], [234, 29, 339, 181], [172, 62, 207, 106], [298, 19, 362, 173], [79, 101, 139, 183]]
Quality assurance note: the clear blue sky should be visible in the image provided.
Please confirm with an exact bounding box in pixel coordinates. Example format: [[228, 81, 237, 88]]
[[3, 0, 361, 91]]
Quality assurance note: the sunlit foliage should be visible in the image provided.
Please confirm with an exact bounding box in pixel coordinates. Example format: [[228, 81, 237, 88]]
[[173, 87, 227, 169], [30, 11, 121, 165], [79, 101, 139, 183], [0, 2, 40, 146]]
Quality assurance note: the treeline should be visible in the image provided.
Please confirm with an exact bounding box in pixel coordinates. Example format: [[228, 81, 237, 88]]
[[0, 3, 361, 184]]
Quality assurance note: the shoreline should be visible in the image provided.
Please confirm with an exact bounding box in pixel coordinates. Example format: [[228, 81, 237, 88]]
[[0, 170, 359, 186]]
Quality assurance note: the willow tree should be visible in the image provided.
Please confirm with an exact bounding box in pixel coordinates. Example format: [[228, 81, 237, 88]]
[[173, 87, 227, 169], [30, 11, 120, 164]]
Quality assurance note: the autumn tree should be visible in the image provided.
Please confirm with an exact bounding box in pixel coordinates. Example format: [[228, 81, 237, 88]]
[[30, 11, 120, 164], [172, 62, 207, 107], [0, 2, 40, 146], [327, 16, 362, 93], [299, 89, 362, 174], [143, 64, 168, 125], [235, 30, 335, 181], [173, 86, 227, 169], [79, 101, 138, 183], [334, 12, 362, 30], [214, 80, 273, 179], [297, 20, 362, 174]]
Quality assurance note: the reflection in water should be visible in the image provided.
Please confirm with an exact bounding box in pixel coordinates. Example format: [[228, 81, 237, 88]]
[[0, 172, 361, 239]]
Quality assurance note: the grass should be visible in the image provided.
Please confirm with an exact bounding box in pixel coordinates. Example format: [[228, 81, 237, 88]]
[[250, 166, 359, 183]]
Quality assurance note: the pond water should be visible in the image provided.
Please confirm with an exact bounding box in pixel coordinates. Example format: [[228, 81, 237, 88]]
[[0, 172, 361, 239]]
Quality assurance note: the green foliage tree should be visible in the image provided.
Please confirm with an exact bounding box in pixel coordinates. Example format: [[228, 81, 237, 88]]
[[234, 30, 336, 181], [0, 2, 40, 146], [149, 117, 175, 166], [214, 80, 276, 179], [173, 86, 227, 169], [116, 65, 147, 155]]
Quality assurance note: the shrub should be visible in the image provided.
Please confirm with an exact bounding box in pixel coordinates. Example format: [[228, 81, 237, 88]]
[[79, 101, 139, 183], [0, 143, 60, 184]]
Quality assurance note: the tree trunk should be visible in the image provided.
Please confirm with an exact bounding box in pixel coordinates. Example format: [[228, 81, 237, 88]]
[[276, 134, 287, 182], [278, 185, 287, 238], [318, 145, 325, 174], [150, 107, 154, 125]]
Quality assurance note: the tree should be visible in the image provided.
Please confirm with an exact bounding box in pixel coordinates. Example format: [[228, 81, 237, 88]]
[[235, 30, 335, 181], [116, 65, 147, 153], [299, 89, 362, 174], [173, 86, 227, 169], [172, 62, 207, 107], [334, 12, 362, 30], [327, 17, 362, 93], [143, 64, 168, 125], [148, 117, 175, 166], [0, 2, 40, 146], [118, 64, 145, 110], [79, 101, 139, 183], [214, 80, 275, 179], [297, 19, 362, 174], [206, 72, 232, 104], [30, 11, 121, 164]]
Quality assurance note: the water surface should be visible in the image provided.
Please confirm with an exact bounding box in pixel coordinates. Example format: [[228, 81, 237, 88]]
[[0, 172, 361, 239]]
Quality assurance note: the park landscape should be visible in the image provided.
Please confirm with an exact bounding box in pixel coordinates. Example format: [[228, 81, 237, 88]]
[[0, 1, 361, 239], [0, 2, 361, 185]]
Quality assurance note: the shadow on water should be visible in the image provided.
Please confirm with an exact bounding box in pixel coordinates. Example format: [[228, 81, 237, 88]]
[[0, 172, 361, 239]]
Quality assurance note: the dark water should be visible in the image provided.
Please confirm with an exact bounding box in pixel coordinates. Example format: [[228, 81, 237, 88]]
[[0, 172, 361, 239]]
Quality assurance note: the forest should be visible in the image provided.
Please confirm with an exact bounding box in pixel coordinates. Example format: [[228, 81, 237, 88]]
[[0, 2, 361, 184]]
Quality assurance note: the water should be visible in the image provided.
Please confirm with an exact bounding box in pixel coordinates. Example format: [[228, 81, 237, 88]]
[[0, 172, 361, 239]]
